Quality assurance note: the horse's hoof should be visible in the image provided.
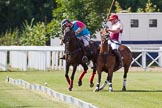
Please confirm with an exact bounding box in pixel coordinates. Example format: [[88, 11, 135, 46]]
[[122, 87, 126, 91], [109, 90, 112, 92], [108, 88, 113, 92], [90, 82, 94, 88], [78, 80, 82, 86], [69, 88, 72, 91], [93, 88, 99, 92]]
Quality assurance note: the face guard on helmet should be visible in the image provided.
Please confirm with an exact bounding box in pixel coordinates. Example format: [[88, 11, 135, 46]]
[[61, 19, 71, 27]]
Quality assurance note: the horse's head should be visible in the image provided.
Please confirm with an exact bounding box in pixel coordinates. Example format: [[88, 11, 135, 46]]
[[62, 27, 78, 50], [63, 27, 75, 42], [100, 29, 110, 44], [99, 29, 111, 53]]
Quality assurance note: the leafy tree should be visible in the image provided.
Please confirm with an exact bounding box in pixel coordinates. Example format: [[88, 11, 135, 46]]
[[48, 0, 111, 38], [20, 19, 48, 45], [114, 1, 122, 13], [137, 0, 160, 12], [0, 28, 20, 45], [0, 0, 56, 34]]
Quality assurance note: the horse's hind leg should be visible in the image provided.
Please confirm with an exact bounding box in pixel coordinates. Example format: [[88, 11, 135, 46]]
[[122, 65, 130, 91], [90, 62, 97, 87], [90, 71, 96, 87], [78, 63, 88, 86]]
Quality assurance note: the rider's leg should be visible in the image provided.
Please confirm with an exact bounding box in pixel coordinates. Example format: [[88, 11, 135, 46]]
[[111, 42, 123, 67], [81, 35, 90, 63], [113, 49, 123, 67]]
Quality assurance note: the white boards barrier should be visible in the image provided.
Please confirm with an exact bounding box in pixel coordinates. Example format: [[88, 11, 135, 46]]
[[0, 46, 162, 71]]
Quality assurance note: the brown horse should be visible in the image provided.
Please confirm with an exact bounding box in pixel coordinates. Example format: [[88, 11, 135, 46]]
[[62, 27, 99, 91], [94, 29, 132, 92]]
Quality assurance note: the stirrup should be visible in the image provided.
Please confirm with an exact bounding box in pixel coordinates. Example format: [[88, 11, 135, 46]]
[[82, 56, 88, 63]]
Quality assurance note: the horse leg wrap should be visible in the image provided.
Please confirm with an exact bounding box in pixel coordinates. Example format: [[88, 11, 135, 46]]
[[122, 78, 127, 91], [90, 71, 96, 83], [66, 77, 70, 85], [79, 70, 87, 80], [108, 82, 113, 92], [70, 80, 73, 88], [96, 83, 100, 90], [123, 78, 127, 87]]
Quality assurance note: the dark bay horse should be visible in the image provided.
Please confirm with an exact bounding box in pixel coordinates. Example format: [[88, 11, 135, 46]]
[[94, 29, 132, 92], [62, 27, 99, 91]]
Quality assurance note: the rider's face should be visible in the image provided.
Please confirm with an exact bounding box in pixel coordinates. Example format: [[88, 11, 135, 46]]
[[65, 23, 73, 28], [63, 23, 69, 29], [110, 19, 117, 24]]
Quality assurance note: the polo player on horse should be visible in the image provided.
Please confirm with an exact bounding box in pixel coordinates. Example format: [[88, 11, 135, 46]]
[[104, 14, 123, 68], [60, 19, 90, 63]]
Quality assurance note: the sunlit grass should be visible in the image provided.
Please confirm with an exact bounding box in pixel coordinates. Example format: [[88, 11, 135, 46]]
[[0, 70, 162, 108]]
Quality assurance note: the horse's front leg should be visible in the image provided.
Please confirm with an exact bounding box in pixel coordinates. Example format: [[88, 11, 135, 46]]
[[78, 63, 88, 86], [107, 69, 113, 92], [69, 65, 77, 91], [94, 69, 102, 92], [65, 62, 70, 85]]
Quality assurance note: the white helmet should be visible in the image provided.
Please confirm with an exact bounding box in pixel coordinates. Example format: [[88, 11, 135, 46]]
[[61, 19, 70, 27]]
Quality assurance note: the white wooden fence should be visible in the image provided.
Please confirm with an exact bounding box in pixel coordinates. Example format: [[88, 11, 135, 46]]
[[130, 47, 162, 71], [0, 46, 162, 71], [0, 46, 65, 71]]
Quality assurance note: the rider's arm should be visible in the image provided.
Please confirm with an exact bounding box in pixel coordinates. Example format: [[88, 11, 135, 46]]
[[106, 22, 123, 34], [106, 28, 121, 34], [75, 21, 86, 34]]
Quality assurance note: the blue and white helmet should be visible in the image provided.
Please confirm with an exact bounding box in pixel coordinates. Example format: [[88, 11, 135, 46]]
[[61, 19, 70, 27]]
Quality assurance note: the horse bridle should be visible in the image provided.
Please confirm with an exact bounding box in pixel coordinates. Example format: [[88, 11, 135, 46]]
[[101, 32, 110, 43], [63, 27, 82, 55]]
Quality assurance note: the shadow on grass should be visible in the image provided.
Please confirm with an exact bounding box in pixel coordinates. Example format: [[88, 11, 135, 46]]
[[113, 90, 162, 92], [16, 106, 32, 108], [74, 89, 162, 92]]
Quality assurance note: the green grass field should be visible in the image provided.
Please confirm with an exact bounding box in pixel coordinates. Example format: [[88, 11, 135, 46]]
[[0, 69, 162, 108]]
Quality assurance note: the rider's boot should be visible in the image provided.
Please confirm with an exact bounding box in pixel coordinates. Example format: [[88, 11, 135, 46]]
[[60, 48, 66, 59], [113, 49, 123, 68], [82, 46, 89, 63], [60, 55, 65, 59]]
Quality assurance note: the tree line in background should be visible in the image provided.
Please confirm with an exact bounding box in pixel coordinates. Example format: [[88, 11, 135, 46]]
[[0, 0, 161, 46]]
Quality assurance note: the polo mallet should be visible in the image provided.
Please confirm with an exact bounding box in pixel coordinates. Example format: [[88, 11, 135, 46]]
[[102, 0, 115, 28], [107, 0, 116, 20]]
